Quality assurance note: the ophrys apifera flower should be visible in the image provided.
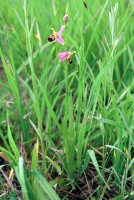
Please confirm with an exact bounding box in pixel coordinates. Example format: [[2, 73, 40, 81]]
[[48, 25, 66, 45]]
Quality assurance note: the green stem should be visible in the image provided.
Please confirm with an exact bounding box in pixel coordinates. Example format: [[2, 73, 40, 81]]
[[64, 65, 69, 126]]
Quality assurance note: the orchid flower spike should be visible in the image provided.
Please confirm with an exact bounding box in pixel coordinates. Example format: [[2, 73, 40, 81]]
[[48, 25, 66, 45], [58, 51, 76, 64]]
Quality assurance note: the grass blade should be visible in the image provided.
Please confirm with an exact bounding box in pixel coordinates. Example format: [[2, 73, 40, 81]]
[[33, 170, 61, 200]]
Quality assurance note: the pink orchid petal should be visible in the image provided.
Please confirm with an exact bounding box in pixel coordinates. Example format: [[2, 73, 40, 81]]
[[59, 55, 68, 62], [58, 52, 69, 62], [58, 25, 66, 35], [56, 35, 64, 45], [58, 52, 68, 57]]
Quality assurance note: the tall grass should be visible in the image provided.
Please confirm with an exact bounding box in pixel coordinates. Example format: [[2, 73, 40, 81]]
[[0, 0, 134, 199]]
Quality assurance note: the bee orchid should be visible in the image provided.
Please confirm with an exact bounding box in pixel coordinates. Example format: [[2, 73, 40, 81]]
[[48, 25, 66, 45], [58, 51, 74, 64]]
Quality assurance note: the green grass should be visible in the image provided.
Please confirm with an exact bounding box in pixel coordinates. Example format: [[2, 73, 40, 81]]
[[0, 0, 134, 199]]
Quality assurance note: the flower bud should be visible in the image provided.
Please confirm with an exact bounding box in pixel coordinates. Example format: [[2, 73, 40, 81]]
[[63, 14, 69, 22]]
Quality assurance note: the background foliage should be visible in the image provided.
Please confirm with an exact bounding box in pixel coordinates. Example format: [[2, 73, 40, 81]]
[[0, 0, 134, 199]]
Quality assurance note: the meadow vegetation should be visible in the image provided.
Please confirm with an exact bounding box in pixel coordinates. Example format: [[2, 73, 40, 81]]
[[0, 0, 134, 199]]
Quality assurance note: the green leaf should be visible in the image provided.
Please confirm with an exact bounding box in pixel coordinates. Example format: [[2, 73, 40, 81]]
[[33, 170, 61, 200], [46, 156, 62, 176], [88, 150, 110, 189], [31, 138, 39, 171], [106, 145, 126, 157], [15, 157, 29, 200], [80, 150, 91, 176], [8, 123, 20, 159], [36, 77, 61, 130], [0, 147, 17, 166]]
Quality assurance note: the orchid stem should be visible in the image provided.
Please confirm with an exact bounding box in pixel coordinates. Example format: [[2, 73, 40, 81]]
[[64, 65, 68, 126]]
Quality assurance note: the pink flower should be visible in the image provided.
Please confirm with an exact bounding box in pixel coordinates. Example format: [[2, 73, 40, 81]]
[[58, 51, 72, 64], [48, 26, 66, 45]]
